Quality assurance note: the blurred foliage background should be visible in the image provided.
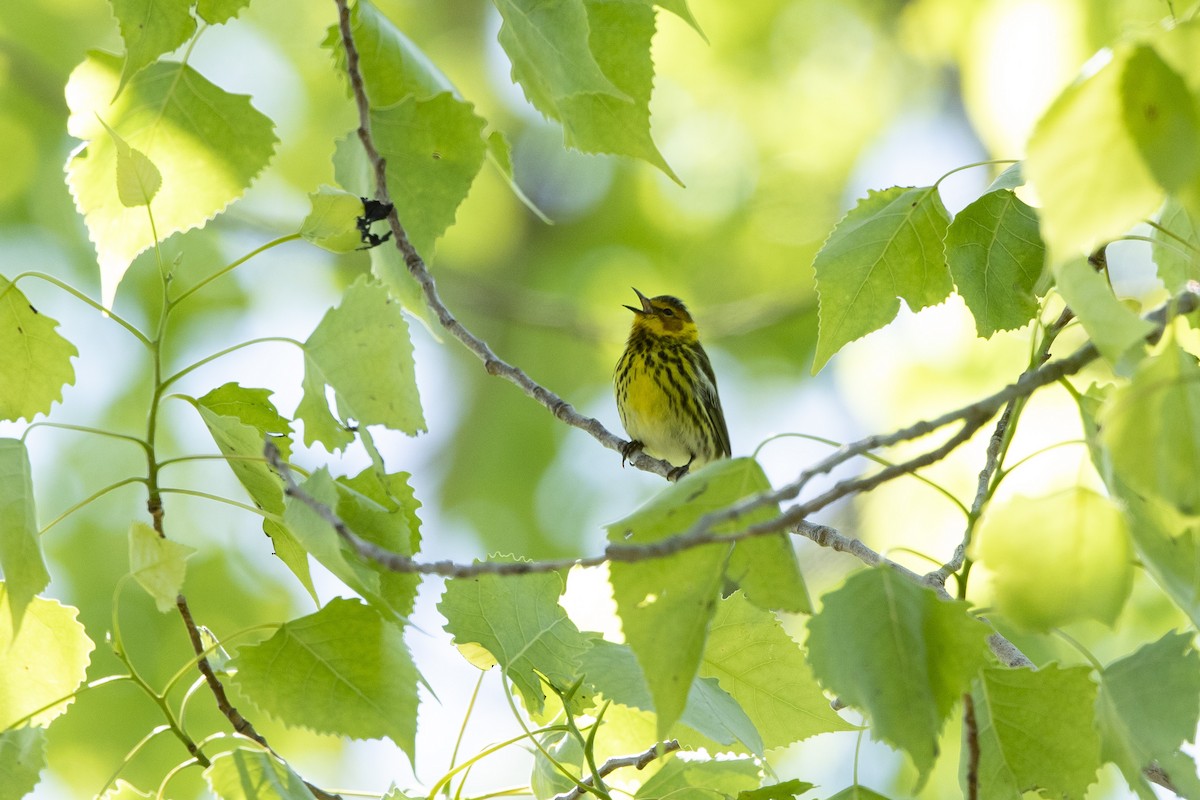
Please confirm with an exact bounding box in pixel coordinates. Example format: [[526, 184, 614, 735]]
[[0, 0, 1188, 797]]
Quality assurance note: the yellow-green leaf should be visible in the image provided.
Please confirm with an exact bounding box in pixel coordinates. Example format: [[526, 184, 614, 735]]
[[0, 594, 94, 729], [128, 521, 195, 613], [972, 488, 1132, 631]]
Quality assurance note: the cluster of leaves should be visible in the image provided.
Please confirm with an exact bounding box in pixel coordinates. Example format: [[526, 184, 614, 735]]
[[2, 2, 1200, 800]]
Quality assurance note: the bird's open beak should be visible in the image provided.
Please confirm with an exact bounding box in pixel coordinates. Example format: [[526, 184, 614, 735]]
[[623, 287, 653, 315]]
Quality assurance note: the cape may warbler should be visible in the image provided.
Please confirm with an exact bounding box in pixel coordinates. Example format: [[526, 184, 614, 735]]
[[614, 288, 731, 479]]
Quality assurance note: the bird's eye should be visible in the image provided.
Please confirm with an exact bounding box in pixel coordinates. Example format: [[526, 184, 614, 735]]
[[661, 307, 675, 317]]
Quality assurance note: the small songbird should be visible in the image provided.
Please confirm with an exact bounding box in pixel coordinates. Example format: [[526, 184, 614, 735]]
[[614, 288, 731, 480]]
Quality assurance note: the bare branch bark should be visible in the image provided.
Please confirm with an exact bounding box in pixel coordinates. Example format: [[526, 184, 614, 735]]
[[552, 740, 682, 800]]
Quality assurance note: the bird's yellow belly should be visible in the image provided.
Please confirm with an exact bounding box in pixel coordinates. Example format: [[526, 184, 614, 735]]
[[618, 370, 701, 468]]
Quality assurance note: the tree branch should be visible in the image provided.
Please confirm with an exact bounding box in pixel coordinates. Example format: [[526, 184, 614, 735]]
[[331, 0, 674, 481], [552, 740, 681, 800]]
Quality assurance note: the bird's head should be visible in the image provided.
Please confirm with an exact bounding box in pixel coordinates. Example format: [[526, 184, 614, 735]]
[[625, 288, 698, 342]]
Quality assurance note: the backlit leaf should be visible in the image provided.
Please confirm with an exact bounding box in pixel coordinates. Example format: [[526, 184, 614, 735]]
[[1101, 330, 1200, 514], [440, 565, 591, 716], [0, 727, 45, 800], [296, 276, 424, 450], [701, 592, 852, 749], [204, 748, 312, 800], [300, 186, 366, 254], [1026, 45, 1164, 259], [109, 0, 196, 92], [0, 439, 48, 632], [0, 279, 77, 423], [128, 521, 195, 613], [1052, 257, 1152, 366], [607, 458, 807, 738], [231, 599, 419, 760], [972, 488, 1132, 631], [812, 186, 952, 372], [65, 52, 277, 307], [0, 595, 94, 729]]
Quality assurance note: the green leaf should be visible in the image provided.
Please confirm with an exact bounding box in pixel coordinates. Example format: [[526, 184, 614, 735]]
[[634, 756, 760, 800], [492, 0, 677, 178], [945, 189, 1045, 337], [972, 488, 1132, 631], [0, 594, 94, 729], [1152, 198, 1200, 294], [806, 567, 991, 784], [127, 521, 195, 613], [1025, 45, 1164, 260], [190, 383, 315, 599], [0, 439, 48, 633], [325, 1, 455, 106], [984, 162, 1025, 193], [736, 780, 815, 800], [701, 592, 853, 749], [0, 727, 45, 800], [204, 748, 312, 800], [370, 93, 487, 259], [99, 780, 153, 799], [557, 0, 677, 182], [1120, 45, 1200, 194], [1096, 632, 1200, 798], [300, 186, 366, 254], [485, 130, 551, 223], [194, 383, 293, 511], [335, 467, 423, 619], [282, 469, 387, 612], [1112, 488, 1200, 628], [0, 278, 78, 423], [607, 458, 807, 738], [493, 0, 625, 113], [439, 565, 592, 716], [296, 276, 424, 450], [581, 639, 763, 753], [651, 0, 705, 39], [195, 0, 251, 26], [230, 598, 419, 760], [65, 52, 277, 307], [99, 119, 162, 207], [812, 186, 953, 373], [1052, 257, 1153, 366], [108, 0, 196, 93], [1101, 330, 1200, 514], [824, 788, 893, 800], [969, 665, 1101, 799]]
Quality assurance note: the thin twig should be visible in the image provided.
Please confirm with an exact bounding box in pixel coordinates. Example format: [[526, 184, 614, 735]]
[[268, 442, 1035, 671], [552, 740, 682, 800], [331, 0, 674, 481], [963, 693, 979, 800], [176, 595, 342, 800]]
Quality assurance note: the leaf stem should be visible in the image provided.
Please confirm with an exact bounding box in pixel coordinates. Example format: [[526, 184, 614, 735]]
[[1144, 219, 1200, 253], [38, 476, 147, 535], [2, 272, 152, 347], [169, 233, 302, 308], [157, 487, 274, 518], [754, 431, 969, 517], [933, 159, 1020, 188], [2, 674, 132, 732], [159, 336, 304, 392], [20, 421, 152, 455]]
